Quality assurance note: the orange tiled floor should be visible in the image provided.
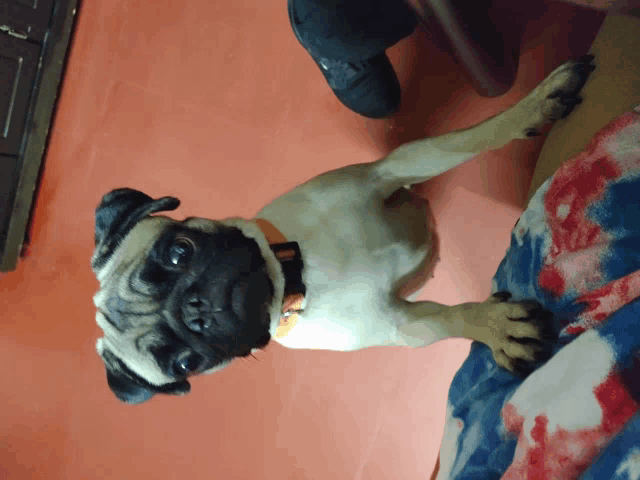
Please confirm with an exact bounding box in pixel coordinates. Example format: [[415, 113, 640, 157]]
[[0, 1, 603, 479]]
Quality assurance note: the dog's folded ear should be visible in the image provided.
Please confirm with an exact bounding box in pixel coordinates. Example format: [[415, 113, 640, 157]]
[[106, 369, 157, 404], [101, 348, 191, 404], [92, 188, 180, 271], [106, 370, 191, 405]]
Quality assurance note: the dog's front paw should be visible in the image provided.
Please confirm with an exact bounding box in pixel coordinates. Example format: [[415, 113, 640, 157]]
[[516, 55, 595, 138], [471, 292, 557, 376]]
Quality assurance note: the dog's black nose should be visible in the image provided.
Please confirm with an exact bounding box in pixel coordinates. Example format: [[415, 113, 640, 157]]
[[182, 295, 215, 332], [185, 316, 212, 333]]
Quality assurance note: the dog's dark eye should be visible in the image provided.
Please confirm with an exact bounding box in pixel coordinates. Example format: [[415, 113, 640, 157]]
[[167, 237, 195, 267], [173, 351, 204, 377]]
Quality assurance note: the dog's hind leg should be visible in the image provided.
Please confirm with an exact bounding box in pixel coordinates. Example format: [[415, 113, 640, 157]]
[[370, 56, 595, 197]]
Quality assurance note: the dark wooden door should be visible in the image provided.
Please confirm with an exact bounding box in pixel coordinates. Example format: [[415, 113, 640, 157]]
[[0, 0, 55, 43], [0, 0, 77, 271], [0, 34, 40, 156]]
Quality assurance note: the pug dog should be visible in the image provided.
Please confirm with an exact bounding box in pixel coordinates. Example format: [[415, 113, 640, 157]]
[[92, 57, 594, 404]]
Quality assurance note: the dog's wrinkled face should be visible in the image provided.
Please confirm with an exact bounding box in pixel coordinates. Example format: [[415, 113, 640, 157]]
[[92, 189, 282, 404]]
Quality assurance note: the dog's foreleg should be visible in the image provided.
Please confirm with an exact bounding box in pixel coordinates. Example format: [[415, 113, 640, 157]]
[[370, 57, 595, 195], [394, 294, 555, 375]]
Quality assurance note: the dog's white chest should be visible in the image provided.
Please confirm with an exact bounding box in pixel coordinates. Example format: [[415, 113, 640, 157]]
[[272, 245, 420, 351], [258, 172, 432, 351]]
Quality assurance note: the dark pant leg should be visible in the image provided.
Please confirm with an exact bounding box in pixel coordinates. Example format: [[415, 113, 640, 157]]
[[291, 0, 418, 62]]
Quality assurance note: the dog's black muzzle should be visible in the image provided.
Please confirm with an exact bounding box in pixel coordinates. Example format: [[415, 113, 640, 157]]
[[164, 226, 274, 359]]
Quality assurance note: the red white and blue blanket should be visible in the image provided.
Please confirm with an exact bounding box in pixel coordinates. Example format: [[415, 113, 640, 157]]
[[437, 107, 640, 480]]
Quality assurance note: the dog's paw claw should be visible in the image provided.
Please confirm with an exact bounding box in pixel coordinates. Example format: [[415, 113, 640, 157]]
[[576, 54, 595, 63], [492, 291, 513, 301], [560, 96, 583, 107], [518, 56, 595, 138], [481, 295, 557, 375], [547, 56, 594, 119], [511, 358, 536, 377]]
